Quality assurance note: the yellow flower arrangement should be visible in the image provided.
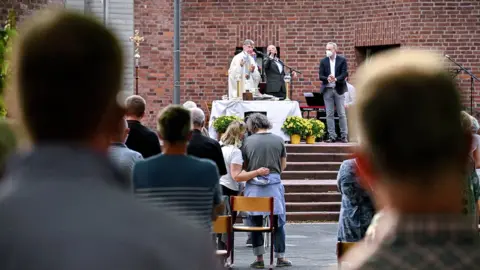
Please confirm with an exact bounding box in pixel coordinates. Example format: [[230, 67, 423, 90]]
[[305, 118, 326, 138], [213, 115, 242, 134], [282, 116, 309, 136]]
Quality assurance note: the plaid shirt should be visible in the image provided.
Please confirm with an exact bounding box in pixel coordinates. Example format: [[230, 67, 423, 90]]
[[342, 213, 480, 269]]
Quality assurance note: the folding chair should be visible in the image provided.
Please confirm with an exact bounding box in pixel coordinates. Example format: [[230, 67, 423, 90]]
[[213, 215, 232, 268], [336, 241, 356, 269], [230, 196, 274, 269]]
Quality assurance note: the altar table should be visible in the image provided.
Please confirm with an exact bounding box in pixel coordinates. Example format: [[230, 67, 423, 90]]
[[208, 100, 302, 141]]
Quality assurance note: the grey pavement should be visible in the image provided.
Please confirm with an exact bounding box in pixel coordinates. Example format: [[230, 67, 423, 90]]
[[229, 223, 338, 269]]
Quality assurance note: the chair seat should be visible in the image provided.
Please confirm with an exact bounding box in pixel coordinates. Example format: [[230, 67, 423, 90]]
[[233, 224, 271, 232], [216, 250, 228, 256]]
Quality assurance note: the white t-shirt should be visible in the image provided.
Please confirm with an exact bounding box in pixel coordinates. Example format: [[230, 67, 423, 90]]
[[219, 145, 243, 191]]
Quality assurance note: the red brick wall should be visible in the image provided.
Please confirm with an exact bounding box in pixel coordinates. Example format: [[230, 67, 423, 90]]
[[135, 0, 480, 127]]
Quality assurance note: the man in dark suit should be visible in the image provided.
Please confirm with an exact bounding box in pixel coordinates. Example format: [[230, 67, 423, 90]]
[[187, 107, 228, 176], [264, 45, 297, 99], [319, 42, 349, 142], [125, 95, 162, 158]]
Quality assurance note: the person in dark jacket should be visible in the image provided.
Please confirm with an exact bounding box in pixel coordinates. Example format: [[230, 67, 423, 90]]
[[187, 107, 227, 176], [124, 95, 162, 158]]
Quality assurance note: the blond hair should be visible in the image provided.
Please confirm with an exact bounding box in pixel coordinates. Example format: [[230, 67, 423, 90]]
[[460, 111, 473, 133], [220, 120, 246, 148]]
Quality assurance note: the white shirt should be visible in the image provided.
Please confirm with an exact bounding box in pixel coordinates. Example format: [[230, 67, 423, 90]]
[[274, 59, 283, 74], [345, 82, 356, 107], [327, 55, 336, 88], [227, 52, 261, 98], [219, 145, 244, 191]]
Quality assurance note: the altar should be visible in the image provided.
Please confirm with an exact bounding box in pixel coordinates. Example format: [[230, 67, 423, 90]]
[[208, 100, 302, 141]]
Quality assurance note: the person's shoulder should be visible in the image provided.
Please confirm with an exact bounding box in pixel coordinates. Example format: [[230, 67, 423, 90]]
[[320, 56, 328, 63], [135, 154, 162, 169], [337, 55, 347, 62], [127, 148, 143, 159], [340, 158, 356, 170], [202, 134, 222, 148]]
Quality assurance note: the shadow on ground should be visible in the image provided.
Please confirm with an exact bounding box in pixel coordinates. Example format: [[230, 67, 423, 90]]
[[229, 223, 338, 269]]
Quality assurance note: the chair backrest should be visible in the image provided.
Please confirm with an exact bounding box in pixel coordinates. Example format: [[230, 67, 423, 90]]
[[213, 215, 232, 234], [336, 241, 356, 261], [230, 196, 274, 214]]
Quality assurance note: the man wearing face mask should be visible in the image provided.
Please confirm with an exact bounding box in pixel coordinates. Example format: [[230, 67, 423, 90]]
[[264, 45, 297, 100], [228, 39, 261, 98], [319, 42, 349, 143]]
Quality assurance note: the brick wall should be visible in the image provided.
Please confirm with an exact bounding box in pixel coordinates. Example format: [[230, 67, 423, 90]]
[[134, 0, 480, 127]]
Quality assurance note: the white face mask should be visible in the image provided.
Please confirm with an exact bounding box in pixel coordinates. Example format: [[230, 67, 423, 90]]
[[326, 50, 333, 57]]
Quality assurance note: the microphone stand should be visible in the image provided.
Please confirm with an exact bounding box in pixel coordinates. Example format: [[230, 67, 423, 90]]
[[445, 55, 480, 114], [255, 50, 303, 100]]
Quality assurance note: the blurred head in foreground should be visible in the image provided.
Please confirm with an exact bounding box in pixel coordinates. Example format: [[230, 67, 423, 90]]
[[8, 9, 124, 151], [353, 49, 469, 214]]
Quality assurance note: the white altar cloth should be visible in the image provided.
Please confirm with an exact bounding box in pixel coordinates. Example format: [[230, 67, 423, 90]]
[[208, 100, 302, 141]]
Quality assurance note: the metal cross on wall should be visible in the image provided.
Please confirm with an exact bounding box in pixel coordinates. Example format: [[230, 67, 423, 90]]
[[129, 30, 144, 95]]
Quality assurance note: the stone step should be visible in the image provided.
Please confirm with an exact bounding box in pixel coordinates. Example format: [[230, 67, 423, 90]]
[[285, 192, 341, 202], [283, 180, 337, 193], [287, 161, 342, 171], [286, 143, 356, 153], [282, 170, 338, 180], [287, 211, 339, 222], [287, 153, 351, 162], [286, 202, 341, 212]]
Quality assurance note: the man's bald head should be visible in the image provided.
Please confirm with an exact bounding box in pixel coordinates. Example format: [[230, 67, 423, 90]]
[[267, 45, 277, 56]]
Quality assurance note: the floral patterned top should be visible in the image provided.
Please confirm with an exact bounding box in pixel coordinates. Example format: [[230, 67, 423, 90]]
[[337, 159, 375, 242]]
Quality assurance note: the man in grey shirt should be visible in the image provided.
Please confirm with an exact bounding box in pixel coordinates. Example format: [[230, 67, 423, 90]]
[[108, 117, 143, 188], [0, 10, 220, 270]]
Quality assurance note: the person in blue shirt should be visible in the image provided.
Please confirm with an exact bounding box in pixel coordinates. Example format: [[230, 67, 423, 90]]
[[133, 105, 223, 230]]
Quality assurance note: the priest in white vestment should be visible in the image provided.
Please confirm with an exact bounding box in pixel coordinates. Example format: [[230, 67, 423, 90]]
[[228, 39, 261, 98]]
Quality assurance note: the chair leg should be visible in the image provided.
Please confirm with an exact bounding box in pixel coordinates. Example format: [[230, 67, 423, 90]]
[[269, 229, 274, 269], [230, 231, 235, 267]]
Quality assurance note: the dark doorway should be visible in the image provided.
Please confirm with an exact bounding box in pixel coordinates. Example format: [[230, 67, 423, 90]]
[[355, 44, 400, 66]]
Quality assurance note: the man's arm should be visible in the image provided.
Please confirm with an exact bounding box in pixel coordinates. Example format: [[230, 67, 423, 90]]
[[263, 57, 273, 70], [280, 142, 287, 172], [228, 55, 242, 78], [211, 165, 224, 221], [318, 59, 329, 81], [336, 57, 348, 81], [151, 133, 162, 155], [252, 64, 261, 88]]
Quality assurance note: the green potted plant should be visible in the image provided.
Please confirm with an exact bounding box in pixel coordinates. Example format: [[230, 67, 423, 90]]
[[282, 116, 308, 144], [212, 115, 242, 138], [305, 118, 325, 144], [0, 10, 17, 118]]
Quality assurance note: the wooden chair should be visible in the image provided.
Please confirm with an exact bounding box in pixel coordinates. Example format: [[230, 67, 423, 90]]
[[336, 241, 356, 268], [230, 196, 275, 269], [213, 215, 232, 268]]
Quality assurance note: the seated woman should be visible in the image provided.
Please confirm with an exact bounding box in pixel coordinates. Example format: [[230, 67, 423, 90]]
[[337, 158, 375, 242], [241, 113, 292, 268]]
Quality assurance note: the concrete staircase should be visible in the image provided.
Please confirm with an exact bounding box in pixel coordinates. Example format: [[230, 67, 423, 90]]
[[283, 143, 355, 222]]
